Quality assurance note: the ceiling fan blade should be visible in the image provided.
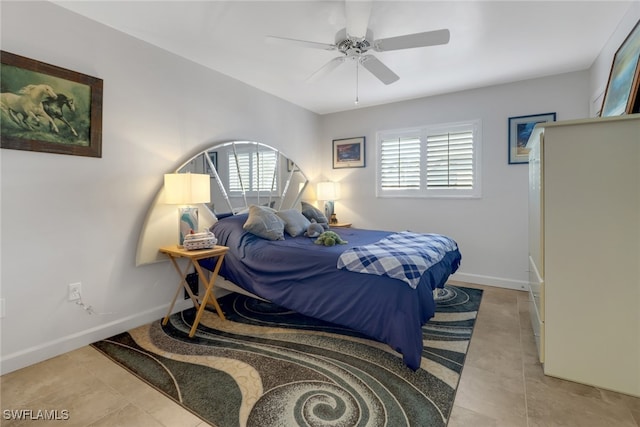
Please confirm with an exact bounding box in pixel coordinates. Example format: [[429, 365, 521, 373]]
[[360, 55, 399, 85], [374, 29, 450, 52], [307, 56, 346, 82], [265, 35, 336, 51], [345, 0, 372, 39]]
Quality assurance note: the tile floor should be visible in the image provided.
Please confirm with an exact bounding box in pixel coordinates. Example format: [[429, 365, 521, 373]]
[[1, 283, 638, 426]]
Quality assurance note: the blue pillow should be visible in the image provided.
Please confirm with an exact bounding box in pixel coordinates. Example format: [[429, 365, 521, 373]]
[[301, 201, 328, 224], [242, 205, 285, 241], [276, 209, 311, 237]]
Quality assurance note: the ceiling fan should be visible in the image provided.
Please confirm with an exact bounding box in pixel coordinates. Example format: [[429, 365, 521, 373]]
[[266, 1, 450, 87]]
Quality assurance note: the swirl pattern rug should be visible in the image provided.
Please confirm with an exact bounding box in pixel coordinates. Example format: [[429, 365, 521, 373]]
[[92, 284, 482, 427]]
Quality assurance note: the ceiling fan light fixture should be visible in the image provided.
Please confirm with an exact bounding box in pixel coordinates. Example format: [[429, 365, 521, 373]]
[[268, 0, 449, 99]]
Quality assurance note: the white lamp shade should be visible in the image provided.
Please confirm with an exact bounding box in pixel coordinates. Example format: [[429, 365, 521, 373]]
[[164, 173, 211, 204], [317, 181, 340, 201]]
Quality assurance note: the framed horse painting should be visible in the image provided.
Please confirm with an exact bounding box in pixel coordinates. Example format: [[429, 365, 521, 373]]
[[0, 51, 103, 158]]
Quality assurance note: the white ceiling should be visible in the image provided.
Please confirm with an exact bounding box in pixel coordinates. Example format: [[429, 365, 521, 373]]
[[53, 1, 632, 115]]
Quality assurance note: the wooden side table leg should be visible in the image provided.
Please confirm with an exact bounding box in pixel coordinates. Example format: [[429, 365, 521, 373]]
[[189, 255, 226, 337], [162, 256, 199, 325], [200, 255, 226, 320]]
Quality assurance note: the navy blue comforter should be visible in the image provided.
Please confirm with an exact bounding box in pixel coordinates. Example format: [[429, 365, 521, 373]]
[[203, 214, 461, 370]]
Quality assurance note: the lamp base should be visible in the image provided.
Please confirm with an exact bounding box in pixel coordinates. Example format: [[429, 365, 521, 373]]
[[324, 200, 334, 221], [179, 206, 198, 245], [330, 213, 338, 224]]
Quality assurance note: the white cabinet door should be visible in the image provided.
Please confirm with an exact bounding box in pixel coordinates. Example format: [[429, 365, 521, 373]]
[[534, 115, 640, 397]]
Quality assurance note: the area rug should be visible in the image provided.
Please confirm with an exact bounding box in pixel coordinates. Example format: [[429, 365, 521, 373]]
[[92, 284, 482, 427]]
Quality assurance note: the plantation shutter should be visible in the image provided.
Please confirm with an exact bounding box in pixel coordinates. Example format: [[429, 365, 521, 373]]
[[380, 136, 421, 189], [426, 130, 474, 189], [228, 152, 251, 192], [253, 150, 277, 191], [229, 151, 278, 192]]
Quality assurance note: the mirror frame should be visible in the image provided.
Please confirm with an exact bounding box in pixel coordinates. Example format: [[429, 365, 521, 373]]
[[136, 140, 308, 266]]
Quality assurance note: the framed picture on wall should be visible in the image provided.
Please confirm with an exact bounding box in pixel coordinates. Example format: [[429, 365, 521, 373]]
[[508, 112, 556, 164], [600, 20, 640, 117], [204, 151, 217, 173], [0, 50, 103, 158], [333, 136, 365, 169]]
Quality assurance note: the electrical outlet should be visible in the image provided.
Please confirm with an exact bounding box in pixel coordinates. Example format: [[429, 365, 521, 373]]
[[68, 283, 81, 301]]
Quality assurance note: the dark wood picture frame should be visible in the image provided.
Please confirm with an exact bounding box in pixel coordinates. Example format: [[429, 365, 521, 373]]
[[0, 51, 103, 158], [333, 136, 365, 169], [600, 20, 640, 117]]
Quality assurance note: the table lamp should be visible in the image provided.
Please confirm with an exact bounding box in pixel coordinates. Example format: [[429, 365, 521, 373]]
[[317, 181, 341, 224], [164, 173, 211, 245]]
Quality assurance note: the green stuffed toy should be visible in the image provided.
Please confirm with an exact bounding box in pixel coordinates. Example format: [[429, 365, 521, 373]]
[[314, 231, 348, 246]]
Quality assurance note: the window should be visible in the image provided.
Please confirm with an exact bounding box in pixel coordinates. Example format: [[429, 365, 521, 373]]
[[377, 120, 481, 198], [228, 150, 278, 194], [379, 131, 422, 190]]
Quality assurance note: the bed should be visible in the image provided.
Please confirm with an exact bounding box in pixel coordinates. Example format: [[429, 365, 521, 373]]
[[201, 211, 461, 370]]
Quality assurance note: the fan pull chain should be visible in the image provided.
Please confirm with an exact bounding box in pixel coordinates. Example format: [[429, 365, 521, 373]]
[[355, 59, 359, 105]]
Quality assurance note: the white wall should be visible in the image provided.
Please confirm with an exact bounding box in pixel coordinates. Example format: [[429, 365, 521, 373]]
[[0, 1, 319, 374], [318, 71, 590, 289]]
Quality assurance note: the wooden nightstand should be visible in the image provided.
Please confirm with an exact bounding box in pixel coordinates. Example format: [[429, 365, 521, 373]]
[[330, 223, 352, 228], [159, 245, 229, 337]]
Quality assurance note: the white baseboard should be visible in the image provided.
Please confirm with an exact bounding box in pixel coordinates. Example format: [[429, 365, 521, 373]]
[[450, 272, 528, 291], [0, 299, 193, 375]]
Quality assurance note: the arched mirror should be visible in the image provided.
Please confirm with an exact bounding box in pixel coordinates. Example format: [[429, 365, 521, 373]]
[[136, 141, 308, 265]]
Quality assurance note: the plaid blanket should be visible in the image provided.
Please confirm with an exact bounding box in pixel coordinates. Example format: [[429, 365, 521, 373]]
[[337, 231, 458, 289]]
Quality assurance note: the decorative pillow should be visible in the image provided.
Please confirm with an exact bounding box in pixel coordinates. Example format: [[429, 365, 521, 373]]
[[243, 205, 285, 241], [276, 209, 311, 237], [301, 201, 329, 225]]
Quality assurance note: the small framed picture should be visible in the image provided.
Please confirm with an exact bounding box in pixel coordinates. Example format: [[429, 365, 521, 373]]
[[333, 136, 365, 169], [287, 158, 299, 172], [508, 113, 556, 164], [204, 151, 217, 173], [601, 20, 640, 117]]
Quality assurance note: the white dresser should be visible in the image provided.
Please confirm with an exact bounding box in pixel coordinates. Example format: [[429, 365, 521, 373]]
[[527, 114, 640, 397]]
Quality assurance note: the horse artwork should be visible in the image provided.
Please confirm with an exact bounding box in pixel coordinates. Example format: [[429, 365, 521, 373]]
[[42, 93, 78, 137], [0, 84, 60, 134], [0, 50, 103, 158]]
